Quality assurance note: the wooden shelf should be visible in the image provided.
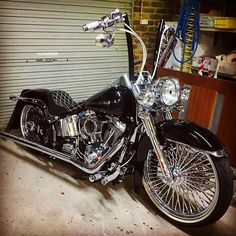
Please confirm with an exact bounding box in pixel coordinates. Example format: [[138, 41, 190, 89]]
[[191, 67, 236, 80], [201, 27, 236, 33], [157, 68, 236, 94]]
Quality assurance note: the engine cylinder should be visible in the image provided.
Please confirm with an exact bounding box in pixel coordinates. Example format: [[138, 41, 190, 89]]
[[56, 115, 79, 137], [83, 118, 98, 136]]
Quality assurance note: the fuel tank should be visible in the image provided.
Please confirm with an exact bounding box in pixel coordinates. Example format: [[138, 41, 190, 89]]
[[85, 86, 136, 118]]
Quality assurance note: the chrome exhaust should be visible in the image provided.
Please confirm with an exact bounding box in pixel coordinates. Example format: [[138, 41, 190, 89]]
[[0, 131, 124, 174]]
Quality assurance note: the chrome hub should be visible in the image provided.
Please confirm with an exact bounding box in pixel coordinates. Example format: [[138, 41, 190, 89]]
[[171, 166, 183, 185]]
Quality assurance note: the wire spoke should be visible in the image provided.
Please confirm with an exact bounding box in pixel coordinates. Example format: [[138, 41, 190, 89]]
[[183, 181, 214, 208], [144, 141, 219, 221], [181, 182, 204, 211], [181, 159, 213, 173], [186, 178, 215, 189], [178, 146, 192, 168], [180, 152, 203, 170]]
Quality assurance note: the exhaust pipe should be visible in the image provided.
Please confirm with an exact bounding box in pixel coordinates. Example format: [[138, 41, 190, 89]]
[[0, 131, 123, 174]]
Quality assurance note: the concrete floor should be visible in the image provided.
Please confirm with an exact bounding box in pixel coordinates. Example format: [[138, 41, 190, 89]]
[[0, 138, 236, 236]]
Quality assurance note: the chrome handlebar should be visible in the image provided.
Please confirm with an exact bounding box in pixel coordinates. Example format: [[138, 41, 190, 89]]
[[82, 9, 123, 31]]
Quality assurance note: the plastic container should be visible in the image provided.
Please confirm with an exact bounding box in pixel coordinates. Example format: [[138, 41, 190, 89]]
[[215, 17, 236, 29], [192, 57, 217, 71], [218, 61, 236, 76]]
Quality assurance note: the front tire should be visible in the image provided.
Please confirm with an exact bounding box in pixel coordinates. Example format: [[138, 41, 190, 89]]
[[142, 138, 233, 226]]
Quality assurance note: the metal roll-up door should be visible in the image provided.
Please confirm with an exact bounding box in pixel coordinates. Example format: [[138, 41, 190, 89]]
[[0, 0, 132, 128]]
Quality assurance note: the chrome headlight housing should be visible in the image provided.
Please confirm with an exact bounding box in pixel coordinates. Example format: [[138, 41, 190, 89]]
[[143, 90, 156, 107], [158, 77, 180, 106], [180, 86, 191, 101]]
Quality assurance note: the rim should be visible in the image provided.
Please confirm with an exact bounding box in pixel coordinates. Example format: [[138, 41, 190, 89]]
[[143, 141, 219, 224], [20, 105, 46, 144]]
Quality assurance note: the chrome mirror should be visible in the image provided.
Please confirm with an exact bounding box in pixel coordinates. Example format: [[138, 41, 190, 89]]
[[95, 33, 114, 48]]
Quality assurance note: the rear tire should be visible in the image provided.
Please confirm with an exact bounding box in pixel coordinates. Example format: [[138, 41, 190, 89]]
[[20, 105, 52, 146], [142, 137, 233, 226]]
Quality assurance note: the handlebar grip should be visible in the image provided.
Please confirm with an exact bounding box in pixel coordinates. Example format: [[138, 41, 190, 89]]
[[82, 20, 101, 31], [82, 9, 123, 32]]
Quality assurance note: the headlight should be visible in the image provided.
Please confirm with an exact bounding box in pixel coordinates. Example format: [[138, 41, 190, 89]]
[[159, 78, 180, 106], [143, 90, 156, 107], [180, 86, 191, 101]]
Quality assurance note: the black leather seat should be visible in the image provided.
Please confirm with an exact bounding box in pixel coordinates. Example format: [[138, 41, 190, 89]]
[[21, 89, 83, 116]]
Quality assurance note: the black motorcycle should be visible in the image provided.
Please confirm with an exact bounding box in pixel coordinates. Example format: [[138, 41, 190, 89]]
[[0, 9, 233, 226]]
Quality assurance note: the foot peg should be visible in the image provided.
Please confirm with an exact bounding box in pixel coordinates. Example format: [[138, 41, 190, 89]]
[[89, 171, 106, 182], [101, 166, 121, 185]]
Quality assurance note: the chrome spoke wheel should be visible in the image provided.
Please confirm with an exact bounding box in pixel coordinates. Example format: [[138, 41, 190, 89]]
[[143, 141, 220, 224], [20, 105, 49, 145]]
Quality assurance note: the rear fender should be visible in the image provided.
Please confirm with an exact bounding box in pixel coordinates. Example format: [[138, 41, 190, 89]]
[[6, 90, 51, 131], [6, 100, 25, 131]]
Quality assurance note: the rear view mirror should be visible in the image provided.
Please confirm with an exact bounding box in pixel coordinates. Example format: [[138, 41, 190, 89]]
[[95, 33, 114, 48]]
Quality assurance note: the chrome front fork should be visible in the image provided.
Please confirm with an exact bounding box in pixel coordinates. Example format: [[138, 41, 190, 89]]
[[139, 111, 171, 178]]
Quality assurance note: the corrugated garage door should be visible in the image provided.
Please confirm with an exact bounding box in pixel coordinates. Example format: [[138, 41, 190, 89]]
[[0, 0, 132, 128]]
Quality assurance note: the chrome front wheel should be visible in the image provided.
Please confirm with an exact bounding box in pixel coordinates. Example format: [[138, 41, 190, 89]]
[[143, 140, 233, 226]]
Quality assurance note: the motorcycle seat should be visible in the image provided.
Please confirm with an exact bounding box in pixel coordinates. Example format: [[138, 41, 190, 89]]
[[21, 89, 84, 117]]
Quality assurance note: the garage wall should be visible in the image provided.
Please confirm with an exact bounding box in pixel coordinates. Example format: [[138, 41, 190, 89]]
[[0, 0, 132, 128], [132, 0, 172, 62]]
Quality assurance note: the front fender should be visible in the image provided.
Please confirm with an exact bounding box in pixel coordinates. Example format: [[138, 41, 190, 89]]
[[155, 119, 226, 157], [136, 119, 227, 165]]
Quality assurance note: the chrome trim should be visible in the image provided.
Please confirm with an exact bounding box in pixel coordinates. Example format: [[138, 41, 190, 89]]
[[10, 95, 57, 123], [101, 166, 121, 185], [162, 111, 173, 120], [166, 138, 227, 158], [57, 115, 79, 137], [156, 77, 180, 106], [206, 149, 228, 158], [139, 111, 171, 178], [0, 131, 124, 174]]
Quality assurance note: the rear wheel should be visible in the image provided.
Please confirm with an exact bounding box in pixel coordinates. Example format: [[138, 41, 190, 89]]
[[142, 139, 233, 226], [20, 105, 52, 146]]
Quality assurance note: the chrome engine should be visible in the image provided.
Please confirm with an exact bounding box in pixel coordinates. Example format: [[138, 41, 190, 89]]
[[79, 111, 104, 144], [55, 110, 126, 167], [56, 115, 79, 137]]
